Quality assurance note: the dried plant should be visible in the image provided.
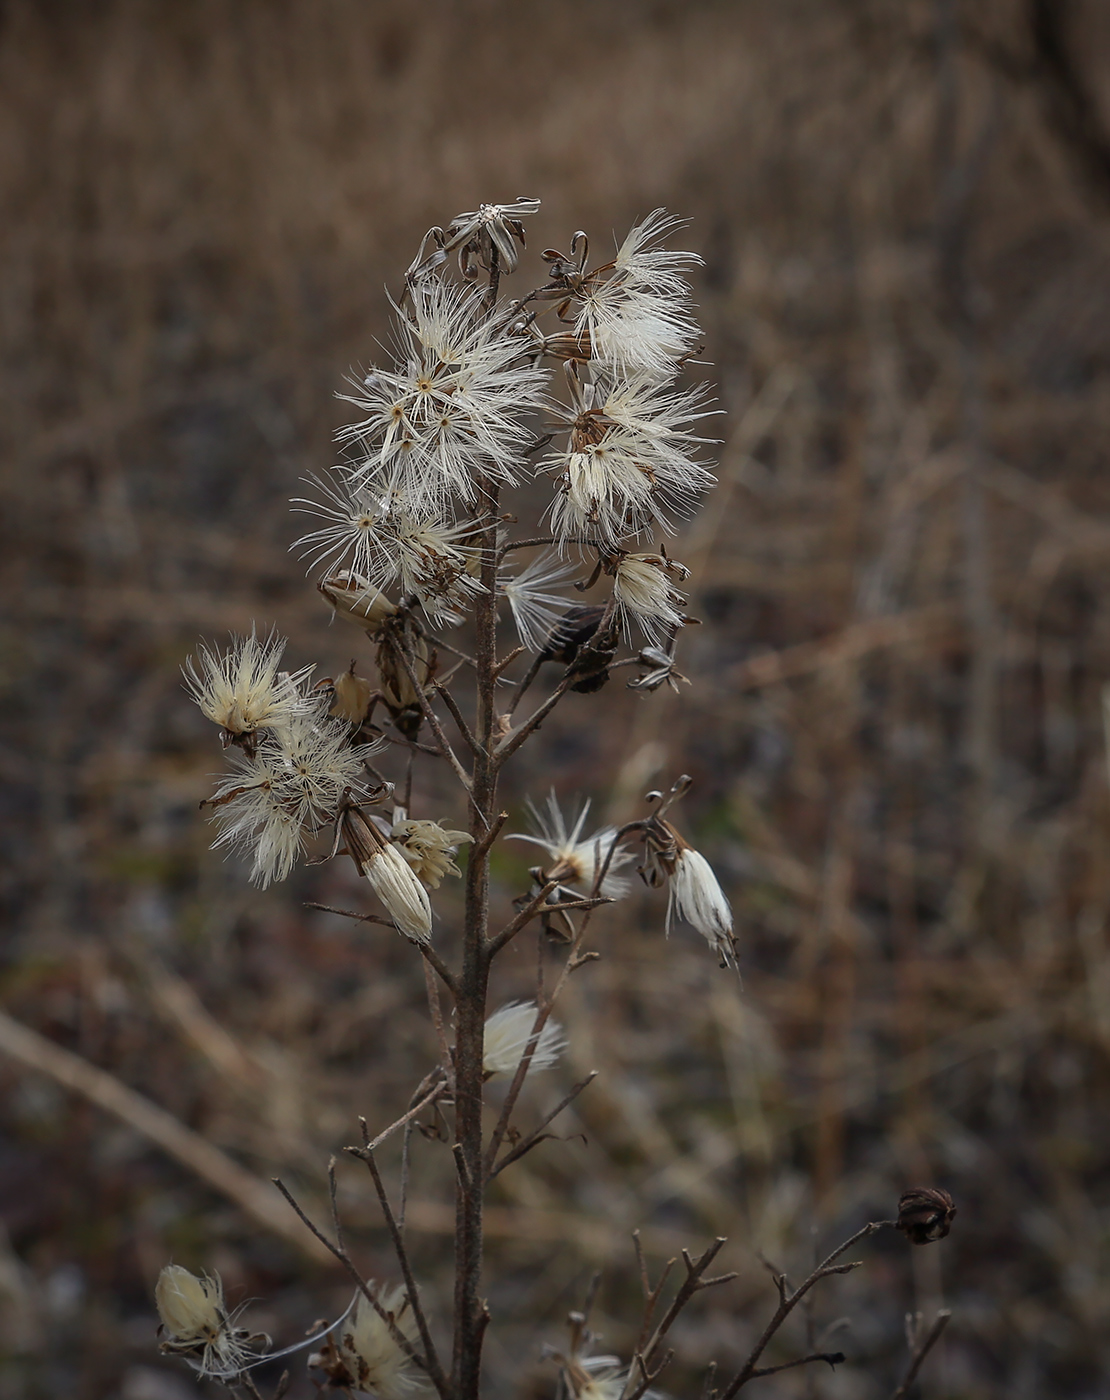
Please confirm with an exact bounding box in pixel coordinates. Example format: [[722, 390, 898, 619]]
[[163, 201, 951, 1400]]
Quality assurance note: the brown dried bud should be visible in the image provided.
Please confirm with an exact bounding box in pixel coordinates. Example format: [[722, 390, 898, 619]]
[[897, 1187, 956, 1244], [539, 604, 607, 665], [330, 662, 375, 725]]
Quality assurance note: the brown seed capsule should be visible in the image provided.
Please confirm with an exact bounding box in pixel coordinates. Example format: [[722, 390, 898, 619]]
[[897, 1187, 956, 1244]]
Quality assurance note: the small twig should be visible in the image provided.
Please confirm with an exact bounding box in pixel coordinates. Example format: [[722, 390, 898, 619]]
[[306, 903, 456, 990], [271, 1178, 434, 1380], [890, 1310, 951, 1400], [750, 1351, 845, 1380], [354, 1081, 447, 1155], [487, 1071, 598, 1177], [495, 672, 574, 763], [345, 1142, 449, 1396], [399, 1117, 414, 1237], [717, 1221, 896, 1398], [423, 960, 453, 1070], [487, 886, 610, 957], [482, 999, 561, 1177], [305, 903, 396, 928], [505, 652, 545, 717], [391, 640, 473, 791], [472, 810, 509, 865], [622, 1239, 733, 1400], [327, 1157, 344, 1253], [494, 645, 526, 680], [433, 680, 483, 757]]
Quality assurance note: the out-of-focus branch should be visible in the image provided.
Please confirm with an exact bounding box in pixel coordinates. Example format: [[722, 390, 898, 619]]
[[890, 1310, 951, 1399], [0, 1010, 332, 1262]]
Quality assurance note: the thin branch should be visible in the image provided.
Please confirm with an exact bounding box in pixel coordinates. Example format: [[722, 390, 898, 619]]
[[355, 1080, 447, 1155], [717, 1221, 895, 1398], [495, 673, 573, 764], [493, 645, 526, 680], [623, 1239, 732, 1400], [750, 1351, 845, 1380], [393, 642, 473, 791], [306, 904, 455, 991], [344, 1143, 449, 1397], [486, 881, 612, 957], [433, 679, 482, 757], [890, 1311, 951, 1400], [482, 999, 560, 1178], [487, 1072, 598, 1177], [472, 809, 509, 865], [271, 1178, 434, 1382], [423, 959, 453, 1070]]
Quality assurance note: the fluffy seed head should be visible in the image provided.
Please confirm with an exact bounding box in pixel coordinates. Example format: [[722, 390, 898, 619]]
[[339, 1286, 428, 1400], [207, 709, 382, 888], [155, 1265, 259, 1379], [612, 552, 688, 644], [668, 845, 735, 968], [184, 630, 311, 741], [342, 805, 433, 941], [392, 817, 471, 888], [483, 1002, 566, 1079], [510, 794, 635, 899]]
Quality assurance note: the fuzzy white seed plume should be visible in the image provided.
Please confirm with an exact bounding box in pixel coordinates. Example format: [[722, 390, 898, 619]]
[[668, 847, 735, 968], [207, 710, 383, 888], [339, 1286, 429, 1400], [498, 550, 578, 652], [510, 793, 636, 899], [483, 1001, 566, 1079], [184, 630, 311, 741], [612, 552, 688, 644], [155, 1265, 262, 1379], [572, 209, 703, 377]]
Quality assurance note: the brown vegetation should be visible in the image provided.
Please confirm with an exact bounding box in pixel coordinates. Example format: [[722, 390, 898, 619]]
[[5, 1, 1110, 1396]]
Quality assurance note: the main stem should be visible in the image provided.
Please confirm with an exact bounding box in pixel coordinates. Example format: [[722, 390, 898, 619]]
[[452, 479, 501, 1400]]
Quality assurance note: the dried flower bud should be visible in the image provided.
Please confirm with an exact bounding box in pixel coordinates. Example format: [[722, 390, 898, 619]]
[[897, 1187, 956, 1244], [319, 572, 398, 634], [483, 1002, 566, 1079], [392, 818, 472, 888], [541, 604, 608, 664], [330, 662, 376, 725], [641, 818, 736, 969], [155, 1265, 264, 1379], [342, 804, 433, 943]]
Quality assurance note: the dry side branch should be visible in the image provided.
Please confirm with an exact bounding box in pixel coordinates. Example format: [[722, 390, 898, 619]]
[[890, 1310, 951, 1400], [717, 1221, 895, 1397]]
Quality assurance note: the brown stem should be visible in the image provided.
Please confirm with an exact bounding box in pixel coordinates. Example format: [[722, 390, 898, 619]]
[[623, 1240, 734, 1400], [451, 475, 502, 1400]]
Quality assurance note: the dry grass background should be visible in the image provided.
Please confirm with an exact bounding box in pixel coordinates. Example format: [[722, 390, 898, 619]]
[[5, 0, 1110, 1395]]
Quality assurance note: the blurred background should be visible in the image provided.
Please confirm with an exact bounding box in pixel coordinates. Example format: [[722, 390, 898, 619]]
[[4, 0, 1110, 1395]]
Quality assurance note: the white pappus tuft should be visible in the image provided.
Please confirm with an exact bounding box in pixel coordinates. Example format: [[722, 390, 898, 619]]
[[184, 629, 312, 744], [510, 793, 635, 900], [498, 550, 579, 652], [482, 1001, 566, 1079]]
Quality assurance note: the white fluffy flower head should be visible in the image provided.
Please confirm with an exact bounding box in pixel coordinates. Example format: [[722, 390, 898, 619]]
[[155, 1265, 263, 1379], [510, 793, 635, 899], [339, 1286, 428, 1400], [184, 630, 311, 743]]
